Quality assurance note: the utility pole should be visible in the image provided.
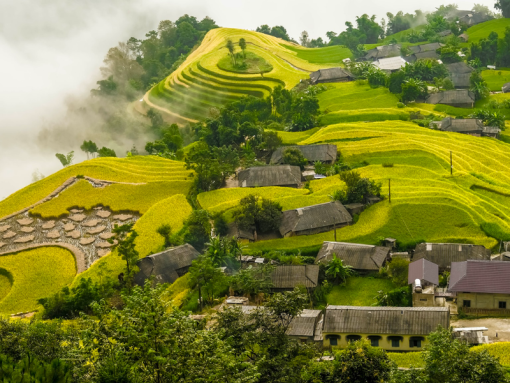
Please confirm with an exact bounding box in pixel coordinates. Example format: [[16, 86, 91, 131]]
[[450, 151, 453, 176], [389, 179, 391, 203]]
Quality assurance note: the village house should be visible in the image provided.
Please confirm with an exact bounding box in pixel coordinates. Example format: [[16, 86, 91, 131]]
[[459, 33, 469, 42], [270, 144, 337, 165], [286, 309, 324, 343], [237, 165, 302, 188], [322, 306, 450, 351], [309, 67, 354, 85], [426, 89, 476, 108], [270, 265, 319, 292], [446, 62, 475, 88], [407, 43, 443, 63], [433, 117, 501, 138], [315, 242, 391, 273], [449, 260, 510, 313], [408, 258, 439, 307], [363, 44, 401, 61], [372, 56, 408, 73], [279, 201, 352, 237], [503, 82, 510, 93], [412, 243, 491, 272], [447, 10, 493, 26], [133, 244, 199, 286]]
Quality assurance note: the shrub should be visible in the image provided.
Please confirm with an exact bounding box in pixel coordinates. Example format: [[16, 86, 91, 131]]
[[397, 102, 406, 108], [388, 258, 409, 287], [282, 148, 307, 170], [213, 214, 229, 237]]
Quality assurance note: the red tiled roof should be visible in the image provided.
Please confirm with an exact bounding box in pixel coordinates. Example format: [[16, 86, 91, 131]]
[[448, 260, 510, 294]]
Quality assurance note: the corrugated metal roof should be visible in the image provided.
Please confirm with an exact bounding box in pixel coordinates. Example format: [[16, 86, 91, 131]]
[[279, 202, 352, 236], [271, 265, 319, 289], [413, 243, 490, 269], [373, 56, 407, 71], [409, 43, 443, 54], [323, 306, 449, 335], [449, 260, 510, 294], [286, 309, 322, 337], [364, 44, 401, 60], [315, 241, 390, 271], [408, 258, 439, 285], [271, 144, 337, 165], [134, 244, 199, 285], [238, 165, 302, 187]]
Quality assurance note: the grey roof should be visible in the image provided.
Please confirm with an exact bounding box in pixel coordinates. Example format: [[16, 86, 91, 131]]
[[279, 201, 352, 237], [133, 244, 199, 285], [364, 44, 401, 60], [409, 43, 444, 54], [446, 62, 474, 74], [413, 243, 491, 269], [271, 144, 337, 165], [373, 56, 408, 71], [238, 165, 302, 187], [439, 117, 484, 133], [323, 306, 449, 335], [426, 90, 475, 105], [286, 309, 322, 337], [446, 62, 474, 87], [315, 241, 390, 271], [271, 265, 319, 289], [408, 51, 441, 63], [408, 258, 439, 285], [503, 82, 510, 93], [310, 67, 353, 83], [483, 126, 501, 135], [458, 12, 492, 26], [438, 30, 452, 37], [449, 260, 510, 294]]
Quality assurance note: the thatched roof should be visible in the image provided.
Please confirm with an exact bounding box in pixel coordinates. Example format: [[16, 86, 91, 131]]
[[449, 260, 510, 294], [271, 265, 319, 289], [408, 258, 439, 285], [413, 243, 491, 270], [271, 144, 337, 165], [446, 62, 474, 87], [238, 165, 302, 187], [309, 67, 353, 83], [408, 51, 441, 63], [373, 56, 408, 71], [426, 90, 475, 105], [439, 117, 484, 133], [323, 306, 449, 335], [279, 202, 352, 237], [364, 44, 401, 60], [409, 43, 444, 54], [133, 244, 199, 285], [315, 241, 390, 271], [286, 309, 322, 337]]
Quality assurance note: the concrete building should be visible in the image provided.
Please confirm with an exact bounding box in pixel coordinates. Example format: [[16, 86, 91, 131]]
[[408, 258, 439, 307]]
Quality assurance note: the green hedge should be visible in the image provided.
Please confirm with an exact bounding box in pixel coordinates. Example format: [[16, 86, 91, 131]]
[[197, 61, 286, 86]]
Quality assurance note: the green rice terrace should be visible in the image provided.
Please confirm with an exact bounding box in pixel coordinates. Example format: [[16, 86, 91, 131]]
[[3, 18, 510, 317]]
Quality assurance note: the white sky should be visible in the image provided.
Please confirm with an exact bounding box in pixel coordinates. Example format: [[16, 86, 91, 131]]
[[0, 0, 497, 199]]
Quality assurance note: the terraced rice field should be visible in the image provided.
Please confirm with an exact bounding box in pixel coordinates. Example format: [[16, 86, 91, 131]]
[[245, 120, 510, 253], [145, 28, 335, 123], [482, 70, 510, 92], [280, 44, 352, 64], [465, 18, 510, 43]]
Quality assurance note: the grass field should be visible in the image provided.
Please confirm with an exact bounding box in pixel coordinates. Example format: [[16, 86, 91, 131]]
[[326, 276, 397, 306], [281, 44, 352, 64], [388, 352, 425, 368], [0, 247, 76, 314], [465, 18, 510, 43], [482, 70, 510, 91], [0, 269, 12, 302]]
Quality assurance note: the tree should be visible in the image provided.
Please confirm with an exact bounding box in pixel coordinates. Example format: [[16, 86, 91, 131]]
[[111, 223, 139, 283], [0, 355, 72, 382], [333, 339, 395, 383], [98, 147, 117, 157], [470, 70, 490, 100], [291, 94, 320, 131], [230, 264, 275, 297], [260, 131, 283, 153], [401, 78, 428, 103], [213, 214, 229, 237], [55, 151, 74, 168], [256, 24, 271, 34], [367, 67, 388, 87], [156, 224, 173, 248], [188, 255, 225, 310], [325, 254, 354, 284], [497, 27, 510, 67], [233, 195, 283, 235], [495, 0, 510, 17], [239, 38, 247, 58], [80, 140, 98, 159], [183, 209, 211, 251], [388, 258, 409, 286], [470, 108, 506, 129], [226, 39, 236, 66], [439, 45, 462, 63], [375, 286, 412, 306], [282, 148, 308, 169], [204, 236, 239, 267], [339, 170, 382, 204], [423, 326, 508, 383], [388, 70, 406, 94]]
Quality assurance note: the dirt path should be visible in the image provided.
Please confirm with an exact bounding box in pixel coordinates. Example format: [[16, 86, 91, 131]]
[[452, 318, 510, 342]]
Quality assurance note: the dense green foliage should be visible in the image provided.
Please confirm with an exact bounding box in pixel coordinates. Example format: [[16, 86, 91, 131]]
[[233, 195, 283, 234]]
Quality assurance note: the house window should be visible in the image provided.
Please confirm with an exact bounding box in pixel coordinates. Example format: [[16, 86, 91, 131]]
[[463, 300, 471, 308], [499, 301, 507, 309], [409, 337, 424, 348], [392, 339, 400, 347], [327, 335, 340, 346], [368, 336, 381, 347], [346, 335, 362, 342]]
